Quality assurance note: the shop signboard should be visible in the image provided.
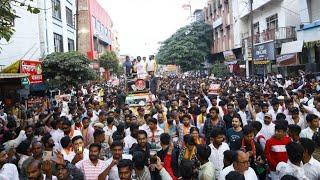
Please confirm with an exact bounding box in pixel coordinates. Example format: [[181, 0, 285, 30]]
[[223, 50, 236, 61], [253, 41, 275, 61]]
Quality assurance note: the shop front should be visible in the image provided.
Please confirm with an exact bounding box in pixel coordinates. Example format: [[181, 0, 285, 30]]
[[277, 40, 304, 76]]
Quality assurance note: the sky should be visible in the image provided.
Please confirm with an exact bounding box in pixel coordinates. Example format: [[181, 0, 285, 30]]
[[98, 0, 207, 57]]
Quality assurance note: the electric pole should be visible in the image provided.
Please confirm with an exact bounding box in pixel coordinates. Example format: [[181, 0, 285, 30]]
[[250, 0, 254, 76]]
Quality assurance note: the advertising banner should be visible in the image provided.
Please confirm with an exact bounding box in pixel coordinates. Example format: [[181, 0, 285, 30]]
[[20, 60, 43, 84]]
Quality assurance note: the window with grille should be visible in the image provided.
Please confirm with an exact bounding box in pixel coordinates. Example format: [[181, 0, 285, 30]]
[[266, 14, 278, 29], [68, 38, 74, 51], [54, 33, 63, 52], [66, 7, 73, 27], [52, 0, 61, 19]]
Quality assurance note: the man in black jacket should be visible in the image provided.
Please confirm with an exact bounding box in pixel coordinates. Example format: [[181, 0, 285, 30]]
[[129, 130, 151, 166]]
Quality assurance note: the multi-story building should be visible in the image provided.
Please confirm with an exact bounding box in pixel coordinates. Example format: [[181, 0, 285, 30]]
[[205, 0, 233, 55], [231, 0, 301, 75], [296, 0, 320, 72], [0, 0, 77, 66], [77, 0, 113, 60], [204, 0, 241, 74], [112, 29, 120, 56]]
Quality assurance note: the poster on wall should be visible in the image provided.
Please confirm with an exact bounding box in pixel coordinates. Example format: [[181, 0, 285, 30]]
[[20, 60, 43, 84]]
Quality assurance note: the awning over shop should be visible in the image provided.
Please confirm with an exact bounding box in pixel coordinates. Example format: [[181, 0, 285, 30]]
[[0, 73, 28, 79], [1, 60, 20, 73], [281, 40, 304, 55]]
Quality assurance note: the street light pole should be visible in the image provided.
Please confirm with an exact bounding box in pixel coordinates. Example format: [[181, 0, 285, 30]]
[[250, 0, 254, 76]]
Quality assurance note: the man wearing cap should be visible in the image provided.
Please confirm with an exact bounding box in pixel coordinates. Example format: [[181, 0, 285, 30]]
[[277, 96, 286, 113], [259, 113, 275, 141]]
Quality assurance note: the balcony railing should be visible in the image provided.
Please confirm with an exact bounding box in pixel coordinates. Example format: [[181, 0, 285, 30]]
[[241, 27, 296, 46]]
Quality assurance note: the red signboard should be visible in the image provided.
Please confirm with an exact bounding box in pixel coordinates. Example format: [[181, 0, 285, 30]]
[[208, 84, 221, 95], [20, 60, 43, 84]]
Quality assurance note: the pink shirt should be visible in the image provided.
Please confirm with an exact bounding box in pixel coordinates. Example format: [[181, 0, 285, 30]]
[[76, 159, 105, 180]]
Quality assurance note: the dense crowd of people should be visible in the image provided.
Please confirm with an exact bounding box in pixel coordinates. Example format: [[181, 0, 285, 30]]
[[0, 68, 320, 180]]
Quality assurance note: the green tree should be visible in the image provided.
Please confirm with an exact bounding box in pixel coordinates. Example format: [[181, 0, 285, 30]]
[[98, 51, 121, 75], [210, 62, 228, 77], [1, 0, 40, 43], [156, 21, 213, 71], [42, 52, 97, 88]]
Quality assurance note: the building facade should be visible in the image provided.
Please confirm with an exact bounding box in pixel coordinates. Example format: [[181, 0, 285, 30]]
[[296, 0, 320, 72], [237, 0, 301, 75], [0, 0, 77, 66], [204, 0, 235, 57], [77, 0, 113, 60]]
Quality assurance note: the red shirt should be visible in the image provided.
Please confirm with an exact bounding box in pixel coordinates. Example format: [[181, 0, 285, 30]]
[[264, 136, 291, 171]]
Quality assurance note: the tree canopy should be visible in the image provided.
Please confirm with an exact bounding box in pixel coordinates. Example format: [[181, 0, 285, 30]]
[[99, 51, 122, 75], [42, 52, 97, 88], [0, 0, 40, 43], [156, 21, 213, 71]]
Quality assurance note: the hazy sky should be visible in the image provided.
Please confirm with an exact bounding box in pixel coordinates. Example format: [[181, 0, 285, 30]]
[[98, 0, 207, 57]]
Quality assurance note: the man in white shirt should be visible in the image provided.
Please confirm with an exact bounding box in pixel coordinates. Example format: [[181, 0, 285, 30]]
[[256, 103, 269, 123], [219, 151, 258, 180], [144, 118, 164, 149], [0, 146, 19, 180], [124, 124, 138, 153], [276, 142, 308, 179], [209, 127, 230, 179], [103, 117, 117, 137], [237, 101, 248, 126], [69, 136, 90, 164], [286, 107, 307, 129], [303, 103, 320, 118], [98, 141, 132, 180], [300, 138, 320, 180], [197, 144, 215, 179], [259, 113, 275, 141], [300, 114, 319, 140], [268, 99, 281, 121], [136, 56, 147, 79]]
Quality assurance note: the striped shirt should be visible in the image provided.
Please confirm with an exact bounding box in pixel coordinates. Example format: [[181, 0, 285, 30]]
[[76, 159, 105, 180]]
